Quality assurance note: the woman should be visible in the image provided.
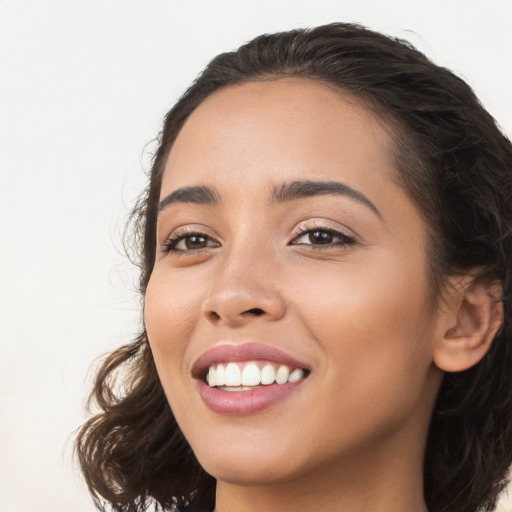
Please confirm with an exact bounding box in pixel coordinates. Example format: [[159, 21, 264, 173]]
[[76, 23, 512, 512]]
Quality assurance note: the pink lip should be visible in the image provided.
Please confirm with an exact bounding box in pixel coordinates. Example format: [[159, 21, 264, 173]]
[[197, 380, 304, 415], [192, 343, 310, 415], [192, 342, 310, 378]]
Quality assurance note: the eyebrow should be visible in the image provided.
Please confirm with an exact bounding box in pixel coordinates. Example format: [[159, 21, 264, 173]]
[[271, 180, 382, 219], [159, 185, 220, 211], [158, 180, 381, 219]]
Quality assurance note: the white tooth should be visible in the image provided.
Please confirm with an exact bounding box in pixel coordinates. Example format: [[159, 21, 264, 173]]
[[241, 362, 261, 386], [260, 364, 276, 385], [275, 365, 290, 384], [219, 386, 253, 392], [215, 364, 225, 386], [224, 362, 242, 386], [288, 368, 304, 383], [208, 366, 216, 387]]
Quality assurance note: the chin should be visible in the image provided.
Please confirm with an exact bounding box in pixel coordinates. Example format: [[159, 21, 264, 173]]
[[201, 457, 297, 487], [192, 437, 306, 486]]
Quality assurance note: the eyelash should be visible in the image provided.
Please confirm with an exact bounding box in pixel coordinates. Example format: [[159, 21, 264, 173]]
[[289, 225, 356, 249], [162, 225, 356, 254], [162, 230, 219, 254]]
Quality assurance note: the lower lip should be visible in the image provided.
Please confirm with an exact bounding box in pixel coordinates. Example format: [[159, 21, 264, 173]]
[[197, 380, 305, 415]]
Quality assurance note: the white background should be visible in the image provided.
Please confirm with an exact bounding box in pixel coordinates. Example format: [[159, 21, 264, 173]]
[[1, 1, 511, 511]]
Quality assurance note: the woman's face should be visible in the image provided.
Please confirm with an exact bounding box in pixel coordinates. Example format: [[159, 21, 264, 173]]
[[145, 79, 445, 486]]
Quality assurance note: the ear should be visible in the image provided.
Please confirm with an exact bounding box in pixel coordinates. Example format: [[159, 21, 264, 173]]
[[433, 276, 503, 373]]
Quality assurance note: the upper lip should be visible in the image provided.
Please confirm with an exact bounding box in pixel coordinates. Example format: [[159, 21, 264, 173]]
[[192, 342, 310, 379]]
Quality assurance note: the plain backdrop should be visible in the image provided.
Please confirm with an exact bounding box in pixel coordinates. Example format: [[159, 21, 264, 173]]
[[1, 1, 511, 511]]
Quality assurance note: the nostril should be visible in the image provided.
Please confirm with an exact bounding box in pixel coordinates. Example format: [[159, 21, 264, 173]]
[[208, 311, 221, 321], [244, 308, 265, 316]]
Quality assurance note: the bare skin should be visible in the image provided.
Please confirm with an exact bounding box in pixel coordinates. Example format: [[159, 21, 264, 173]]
[[145, 79, 499, 512]]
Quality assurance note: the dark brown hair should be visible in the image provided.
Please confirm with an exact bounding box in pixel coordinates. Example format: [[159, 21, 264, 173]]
[[76, 23, 512, 512]]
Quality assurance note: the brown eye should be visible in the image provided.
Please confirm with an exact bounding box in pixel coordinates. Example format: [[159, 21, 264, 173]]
[[291, 228, 355, 248], [164, 232, 220, 253], [308, 230, 333, 245], [182, 235, 209, 250]]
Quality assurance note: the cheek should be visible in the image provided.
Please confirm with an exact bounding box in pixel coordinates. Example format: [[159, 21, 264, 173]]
[[289, 250, 435, 387], [144, 267, 203, 378], [288, 263, 437, 449], [294, 251, 430, 327], [144, 271, 206, 434]]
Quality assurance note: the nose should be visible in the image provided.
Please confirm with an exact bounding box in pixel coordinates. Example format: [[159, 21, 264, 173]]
[[201, 247, 286, 327]]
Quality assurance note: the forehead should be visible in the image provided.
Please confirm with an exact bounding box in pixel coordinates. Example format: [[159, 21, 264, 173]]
[[162, 78, 397, 195]]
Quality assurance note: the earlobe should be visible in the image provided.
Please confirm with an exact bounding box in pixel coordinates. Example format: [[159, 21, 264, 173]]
[[433, 276, 503, 373]]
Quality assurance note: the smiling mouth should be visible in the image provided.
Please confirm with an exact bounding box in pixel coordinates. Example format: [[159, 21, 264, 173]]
[[205, 361, 309, 391]]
